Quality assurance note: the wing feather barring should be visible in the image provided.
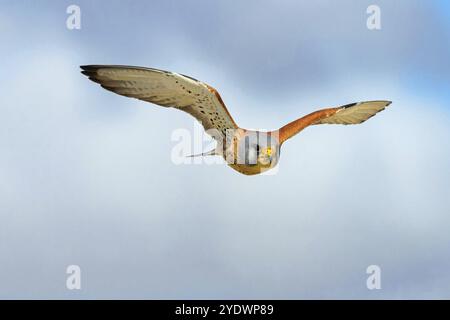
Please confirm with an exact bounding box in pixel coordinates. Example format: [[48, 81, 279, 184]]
[[81, 65, 391, 175]]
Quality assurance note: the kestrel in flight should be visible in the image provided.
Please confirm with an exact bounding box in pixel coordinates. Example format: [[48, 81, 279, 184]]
[[81, 65, 391, 175]]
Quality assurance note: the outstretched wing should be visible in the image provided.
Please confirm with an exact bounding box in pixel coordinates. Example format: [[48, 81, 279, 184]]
[[80, 65, 238, 138], [279, 100, 392, 143]]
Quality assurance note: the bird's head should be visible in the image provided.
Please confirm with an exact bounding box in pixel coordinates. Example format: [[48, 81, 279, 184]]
[[257, 145, 279, 166], [232, 130, 281, 170]]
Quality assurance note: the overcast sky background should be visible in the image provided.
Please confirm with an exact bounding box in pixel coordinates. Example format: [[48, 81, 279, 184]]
[[1, 0, 449, 299]]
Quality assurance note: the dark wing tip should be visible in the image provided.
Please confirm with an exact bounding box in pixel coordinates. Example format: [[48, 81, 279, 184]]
[[80, 65, 100, 78], [341, 100, 392, 109], [80, 66, 103, 84], [80, 64, 171, 74], [341, 102, 358, 109], [80, 70, 94, 76], [80, 65, 98, 71]]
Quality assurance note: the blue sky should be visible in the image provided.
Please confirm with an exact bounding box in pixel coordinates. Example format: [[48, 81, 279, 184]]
[[0, 0, 449, 299]]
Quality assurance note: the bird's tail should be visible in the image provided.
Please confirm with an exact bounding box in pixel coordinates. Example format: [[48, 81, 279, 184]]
[[187, 148, 218, 158]]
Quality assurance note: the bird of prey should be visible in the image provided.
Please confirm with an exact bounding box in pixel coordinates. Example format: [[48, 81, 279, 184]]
[[81, 65, 391, 175]]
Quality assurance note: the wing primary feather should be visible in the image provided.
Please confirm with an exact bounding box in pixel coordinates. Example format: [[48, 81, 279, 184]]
[[278, 100, 391, 143], [80, 65, 239, 139]]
